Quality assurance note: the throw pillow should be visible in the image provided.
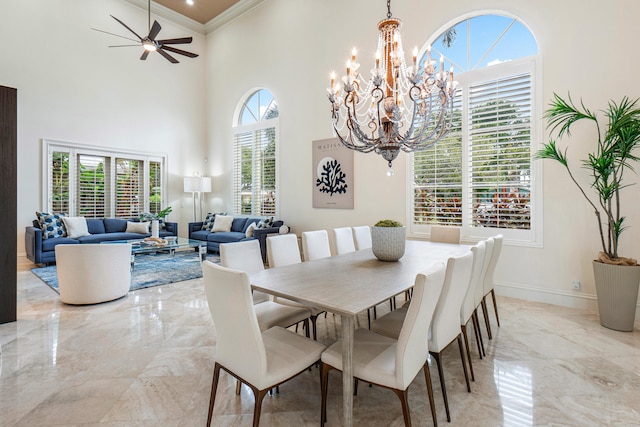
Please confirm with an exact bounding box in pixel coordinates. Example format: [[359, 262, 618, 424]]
[[139, 212, 166, 229], [245, 222, 257, 238], [62, 216, 90, 239], [126, 221, 150, 234], [212, 215, 234, 232], [36, 211, 67, 239], [279, 225, 290, 234], [201, 212, 217, 231], [257, 217, 274, 229]]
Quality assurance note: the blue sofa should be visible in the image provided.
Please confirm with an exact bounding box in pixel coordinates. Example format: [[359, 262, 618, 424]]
[[26, 218, 178, 265], [188, 215, 284, 261]]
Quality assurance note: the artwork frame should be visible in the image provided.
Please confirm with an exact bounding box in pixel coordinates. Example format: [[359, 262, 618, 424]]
[[312, 138, 354, 209]]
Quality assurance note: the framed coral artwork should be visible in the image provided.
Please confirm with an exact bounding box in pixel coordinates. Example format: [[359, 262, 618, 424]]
[[312, 137, 354, 209]]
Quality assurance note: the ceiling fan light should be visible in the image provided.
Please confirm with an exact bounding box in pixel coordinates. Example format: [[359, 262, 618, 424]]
[[143, 40, 157, 51], [186, 0, 194, 5]]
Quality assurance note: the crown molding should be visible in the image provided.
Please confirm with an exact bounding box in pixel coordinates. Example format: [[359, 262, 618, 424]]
[[122, 0, 264, 36], [204, 0, 264, 34]]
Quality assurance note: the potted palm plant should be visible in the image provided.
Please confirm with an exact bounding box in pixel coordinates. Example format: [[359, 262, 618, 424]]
[[372, 219, 406, 261], [537, 93, 640, 331]]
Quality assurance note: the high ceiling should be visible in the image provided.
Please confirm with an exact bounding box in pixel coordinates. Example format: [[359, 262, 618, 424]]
[[154, 0, 243, 24]]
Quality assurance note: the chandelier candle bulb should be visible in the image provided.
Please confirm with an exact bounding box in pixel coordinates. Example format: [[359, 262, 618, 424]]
[[412, 46, 418, 68]]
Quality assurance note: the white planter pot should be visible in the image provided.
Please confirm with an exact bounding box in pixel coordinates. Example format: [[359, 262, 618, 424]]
[[592, 261, 640, 332], [371, 226, 406, 261], [151, 220, 160, 238]]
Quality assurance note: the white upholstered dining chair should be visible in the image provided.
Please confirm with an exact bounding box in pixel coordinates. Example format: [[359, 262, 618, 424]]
[[202, 261, 326, 427], [430, 225, 461, 244], [302, 230, 332, 261], [332, 227, 356, 254], [352, 225, 372, 250], [267, 234, 324, 340], [459, 240, 486, 381], [320, 263, 447, 426], [482, 234, 503, 339], [55, 243, 131, 305]]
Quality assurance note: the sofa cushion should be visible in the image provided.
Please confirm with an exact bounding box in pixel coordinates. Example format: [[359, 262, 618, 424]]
[[36, 211, 67, 239], [86, 219, 106, 234], [207, 231, 247, 243], [242, 217, 262, 232], [190, 230, 211, 241], [213, 215, 234, 232], [231, 217, 248, 232], [103, 218, 128, 233], [62, 217, 90, 239], [77, 232, 146, 243], [126, 221, 150, 234], [257, 216, 274, 229], [42, 237, 79, 252]]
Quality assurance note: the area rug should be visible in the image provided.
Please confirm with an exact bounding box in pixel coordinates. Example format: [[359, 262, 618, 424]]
[[32, 251, 220, 294]]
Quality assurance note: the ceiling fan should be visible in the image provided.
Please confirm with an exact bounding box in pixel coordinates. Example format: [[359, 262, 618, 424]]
[[93, 0, 198, 64]]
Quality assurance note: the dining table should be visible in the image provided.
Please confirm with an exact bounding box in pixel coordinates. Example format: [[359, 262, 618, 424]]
[[250, 239, 470, 426]]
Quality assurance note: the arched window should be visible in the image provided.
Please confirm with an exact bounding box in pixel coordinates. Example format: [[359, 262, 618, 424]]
[[233, 89, 279, 216], [410, 13, 539, 243]]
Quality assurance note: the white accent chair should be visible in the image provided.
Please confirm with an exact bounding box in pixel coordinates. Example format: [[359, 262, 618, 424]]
[[267, 234, 324, 339], [202, 261, 326, 427], [332, 227, 356, 254], [320, 263, 447, 426], [302, 230, 332, 261], [55, 243, 131, 305], [459, 240, 486, 381], [430, 225, 461, 244], [482, 234, 503, 339], [352, 225, 372, 250]]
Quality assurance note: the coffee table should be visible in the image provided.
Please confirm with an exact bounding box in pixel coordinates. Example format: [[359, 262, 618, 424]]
[[102, 237, 207, 269]]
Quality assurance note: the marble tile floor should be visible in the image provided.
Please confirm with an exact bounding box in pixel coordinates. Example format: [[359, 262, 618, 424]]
[[1, 266, 639, 426]]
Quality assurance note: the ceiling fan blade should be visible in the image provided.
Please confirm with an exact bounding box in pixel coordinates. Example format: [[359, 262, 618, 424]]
[[92, 28, 140, 43], [157, 37, 193, 45], [157, 48, 179, 64], [108, 45, 141, 48], [140, 50, 150, 61], [110, 15, 143, 41], [161, 45, 199, 58], [148, 20, 161, 41]]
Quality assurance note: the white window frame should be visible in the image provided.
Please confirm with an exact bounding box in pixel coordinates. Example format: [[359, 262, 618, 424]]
[[232, 89, 280, 217], [407, 13, 543, 247], [42, 139, 168, 217]]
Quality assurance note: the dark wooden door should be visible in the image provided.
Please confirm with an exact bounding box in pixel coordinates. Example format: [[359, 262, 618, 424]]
[[0, 85, 17, 324]]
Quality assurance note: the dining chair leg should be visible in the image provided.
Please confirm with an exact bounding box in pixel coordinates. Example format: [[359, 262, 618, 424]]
[[367, 308, 372, 329], [457, 335, 471, 393], [423, 363, 438, 427], [310, 315, 318, 340], [303, 318, 310, 339], [252, 387, 269, 427], [461, 324, 475, 382], [391, 388, 412, 426], [320, 362, 330, 425], [481, 297, 493, 340], [430, 351, 450, 422], [207, 363, 222, 426], [490, 289, 501, 327], [472, 310, 485, 358]]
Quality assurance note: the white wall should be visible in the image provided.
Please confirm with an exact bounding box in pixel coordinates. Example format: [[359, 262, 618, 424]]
[[204, 0, 640, 311], [0, 0, 207, 253]]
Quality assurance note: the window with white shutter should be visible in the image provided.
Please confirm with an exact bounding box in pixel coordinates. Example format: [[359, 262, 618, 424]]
[[410, 14, 540, 244], [233, 89, 278, 216], [43, 141, 167, 218]]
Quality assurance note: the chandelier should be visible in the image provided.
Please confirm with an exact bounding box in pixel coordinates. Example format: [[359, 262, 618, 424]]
[[327, 0, 457, 175]]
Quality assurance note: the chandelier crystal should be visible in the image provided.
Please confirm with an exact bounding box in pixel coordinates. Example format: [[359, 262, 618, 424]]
[[327, 0, 458, 175]]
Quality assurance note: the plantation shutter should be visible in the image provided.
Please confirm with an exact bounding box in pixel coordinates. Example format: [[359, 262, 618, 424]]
[[115, 158, 143, 218], [50, 151, 70, 214], [468, 73, 531, 230], [149, 161, 162, 214], [413, 94, 463, 226], [76, 154, 108, 218], [257, 127, 276, 216], [233, 131, 254, 214]]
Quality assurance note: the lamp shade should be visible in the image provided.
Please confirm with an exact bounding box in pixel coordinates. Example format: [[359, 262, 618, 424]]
[[183, 176, 200, 192], [200, 177, 212, 193]]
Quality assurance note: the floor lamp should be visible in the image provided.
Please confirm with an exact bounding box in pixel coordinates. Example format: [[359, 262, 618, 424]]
[[184, 176, 212, 222]]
